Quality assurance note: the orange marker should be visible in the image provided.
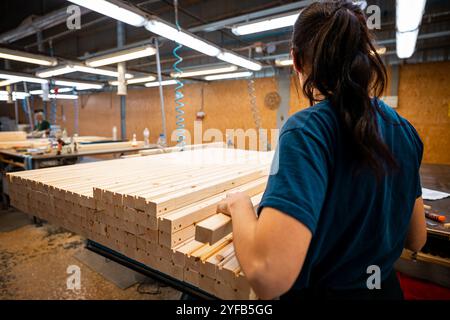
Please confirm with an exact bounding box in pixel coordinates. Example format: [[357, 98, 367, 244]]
[[425, 212, 446, 223]]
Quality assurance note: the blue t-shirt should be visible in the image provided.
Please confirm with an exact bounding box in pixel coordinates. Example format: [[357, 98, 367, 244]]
[[258, 99, 423, 291]]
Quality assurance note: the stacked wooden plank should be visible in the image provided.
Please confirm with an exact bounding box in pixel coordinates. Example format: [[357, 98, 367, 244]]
[[7, 148, 273, 299], [77, 140, 144, 151], [0, 131, 27, 141], [0, 131, 49, 149]]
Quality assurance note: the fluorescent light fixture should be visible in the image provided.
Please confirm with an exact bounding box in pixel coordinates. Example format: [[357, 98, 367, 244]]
[[217, 52, 262, 71], [0, 91, 30, 100], [74, 66, 134, 79], [396, 0, 427, 33], [204, 71, 253, 81], [232, 12, 299, 36], [36, 65, 76, 78], [67, 0, 147, 27], [54, 79, 103, 90], [144, 80, 178, 88], [145, 19, 221, 57], [0, 47, 58, 66], [109, 75, 156, 86], [0, 71, 48, 84], [275, 57, 293, 67], [171, 65, 238, 78], [30, 88, 73, 95], [396, 0, 426, 59], [396, 29, 419, 59], [37, 64, 134, 79], [47, 94, 79, 100], [0, 79, 19, 87], [85, 45, 156, 67]]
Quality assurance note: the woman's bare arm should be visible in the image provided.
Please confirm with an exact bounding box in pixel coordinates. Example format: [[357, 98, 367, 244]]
[[405, 197, 427, 252], [217, 193, 312, 300]]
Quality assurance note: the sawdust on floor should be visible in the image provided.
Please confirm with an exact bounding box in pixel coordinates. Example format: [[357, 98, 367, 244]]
[[0, 219, 181, 300]]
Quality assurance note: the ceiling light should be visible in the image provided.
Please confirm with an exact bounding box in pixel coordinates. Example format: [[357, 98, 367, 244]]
[[36, 65, 76, 78], [54, 79, 103, 90], [204, 71, 253, 81], [47, 94, 79, 100], [67, 0, 147, 27], [74, 65, 134, 79], [145, 19, 221, 57], [85, 45, 156, 67], [0, 47, 58, 66], [275, 57, 293, 67], [144, 80, 178, 88], [0, 91, 30, 100], [109, 75, 156, 86], [396, 30, 419, 59], [30, 88, 73, 95], [37, 64, 134, 79], [396, 0, 426, 59], [0, 71, 48, 84], [396, 0, 427, 33], [171, 65, 238, 78], [217, 52, 262, 71], [0, 79, 19, 87], [232, 12, 299, 36]]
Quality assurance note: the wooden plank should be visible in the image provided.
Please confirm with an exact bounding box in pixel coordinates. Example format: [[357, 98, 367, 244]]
[[158, 177, 266, 233], [195, 193, 263, 244], [0, 131, 27, 141], [185, 235, 233, 272], [159, 224, 196, 248], [172, 239, 206, 267], [199, 242, 235, 279], [146, 168, 267, 216], [195, 213, 231, 245]]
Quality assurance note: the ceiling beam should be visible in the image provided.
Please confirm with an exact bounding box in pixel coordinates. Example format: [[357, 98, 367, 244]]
[[0, 6, 89, 44]]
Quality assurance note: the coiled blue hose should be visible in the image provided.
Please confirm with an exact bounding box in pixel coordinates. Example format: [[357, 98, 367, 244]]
[[173, 2, 185, 148]]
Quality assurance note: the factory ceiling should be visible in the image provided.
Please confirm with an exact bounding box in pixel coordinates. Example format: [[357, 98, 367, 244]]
[[0, 0, 449, 89]]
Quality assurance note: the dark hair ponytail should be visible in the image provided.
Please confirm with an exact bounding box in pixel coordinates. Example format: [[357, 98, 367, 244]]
[[292, 0, 397, 180]]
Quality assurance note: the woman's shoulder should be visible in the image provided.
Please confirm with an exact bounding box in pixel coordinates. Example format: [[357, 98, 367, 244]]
[[281, 100, 338, 137]]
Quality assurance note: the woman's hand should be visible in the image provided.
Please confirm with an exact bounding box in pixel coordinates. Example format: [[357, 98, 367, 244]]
[[217, 192, 253, 217]]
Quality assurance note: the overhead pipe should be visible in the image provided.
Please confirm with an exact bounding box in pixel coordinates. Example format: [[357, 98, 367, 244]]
[[0, 7, 89, 43]]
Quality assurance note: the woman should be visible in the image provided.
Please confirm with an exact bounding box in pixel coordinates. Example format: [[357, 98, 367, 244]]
[[217, 0, 427, 300]]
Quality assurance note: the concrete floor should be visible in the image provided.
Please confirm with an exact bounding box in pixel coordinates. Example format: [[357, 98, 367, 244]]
[[0, 208, 182, 300]]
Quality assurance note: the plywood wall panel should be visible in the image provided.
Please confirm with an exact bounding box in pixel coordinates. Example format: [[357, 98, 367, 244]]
[[0, 62, 448, 164], [397, 61, 450, 165]]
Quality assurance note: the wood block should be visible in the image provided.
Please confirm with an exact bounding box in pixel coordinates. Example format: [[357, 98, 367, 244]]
[[184, 268, 200, 287], [156, 258, 184, 281], [172, 239, 206, 267], [159, 224, 195, 248], [195, 213, 232, 244], [198, 273, 216, 294], [145, 169, 266, 216], [136, 225, 158, 243], [186, 235, 233, 272], [218, 255, 240, 284], [157, 177, 266, 234], [199, 242, 235, 279]]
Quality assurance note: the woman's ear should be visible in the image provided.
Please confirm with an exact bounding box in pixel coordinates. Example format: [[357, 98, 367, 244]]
[[291, 48, 301, 74]]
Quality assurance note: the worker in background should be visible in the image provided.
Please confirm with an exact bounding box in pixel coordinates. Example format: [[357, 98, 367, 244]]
[[217, 0, 426, 300], [33, 111, 50, 135]]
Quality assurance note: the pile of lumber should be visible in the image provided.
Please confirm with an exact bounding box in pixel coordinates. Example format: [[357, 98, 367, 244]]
[[0, 131, 48, 149], [0, 131, 27, 141], [7, 148, 273, 299], [77, 140, 144, 151]]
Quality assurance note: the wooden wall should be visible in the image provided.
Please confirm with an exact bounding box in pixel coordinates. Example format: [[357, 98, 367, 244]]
[[396, 61, 450, 165], [1, 61, 449, 164]]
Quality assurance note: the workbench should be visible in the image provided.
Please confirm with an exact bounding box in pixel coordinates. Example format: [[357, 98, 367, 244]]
[[0, 144, 157, 170], [396, 163, 450, 289]]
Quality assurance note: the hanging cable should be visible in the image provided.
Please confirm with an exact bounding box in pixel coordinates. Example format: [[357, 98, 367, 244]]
[[173, 0, 185, 148]]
